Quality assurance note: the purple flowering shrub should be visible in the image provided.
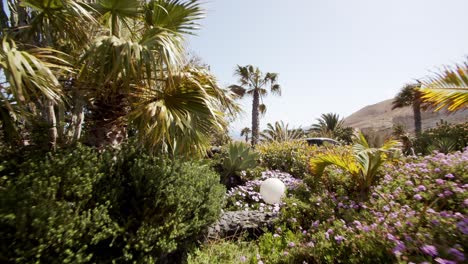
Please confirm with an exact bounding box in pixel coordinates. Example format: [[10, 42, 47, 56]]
[[224, 170, 304, 213], [265, 150, 468, 263]]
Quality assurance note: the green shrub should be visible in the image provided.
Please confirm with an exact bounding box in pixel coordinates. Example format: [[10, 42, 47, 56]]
[[257, 140, 319, 178], [413, 121, 468, 155], [0, 146, 119, 264], [187, 240, 258, 264], [0, 144, 225, 263], [97, 149, 225, 263]]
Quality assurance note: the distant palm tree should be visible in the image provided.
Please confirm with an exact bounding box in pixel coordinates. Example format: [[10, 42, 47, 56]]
[[240, 127, 251, 143], [420, 61, 468, 112], [261, 121, 304, 143], [392, 83, 424, 135], [230, 65, 281, 146], [310, 113, 344, 136]]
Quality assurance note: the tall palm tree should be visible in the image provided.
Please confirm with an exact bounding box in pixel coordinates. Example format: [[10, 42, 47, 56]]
[[261, 121, 304, 143], [420, 61, 468, 112], [0, 0, 240, 155], [230, 65, 281, 146], [392, 83, 424, 135], [240, 127, 251, 143]]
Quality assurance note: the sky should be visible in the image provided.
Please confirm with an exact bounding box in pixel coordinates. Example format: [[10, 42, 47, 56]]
[[186, 0, 468, 136]]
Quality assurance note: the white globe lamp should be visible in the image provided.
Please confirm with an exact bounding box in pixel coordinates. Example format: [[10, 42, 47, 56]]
[[260, 178, 286, 204]]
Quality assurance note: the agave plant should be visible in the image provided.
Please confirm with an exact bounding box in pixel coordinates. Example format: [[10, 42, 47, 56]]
[[309, 132, 400, 199], [220, 142, 259, 188]]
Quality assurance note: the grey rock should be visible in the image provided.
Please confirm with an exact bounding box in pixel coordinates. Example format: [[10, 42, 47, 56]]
[[207, 210, 278, 239]]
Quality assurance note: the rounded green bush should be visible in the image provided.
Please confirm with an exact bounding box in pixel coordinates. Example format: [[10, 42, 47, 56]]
[[0, 145, 225, 263]]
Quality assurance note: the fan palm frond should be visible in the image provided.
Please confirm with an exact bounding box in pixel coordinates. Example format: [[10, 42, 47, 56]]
[[130, 67, 238, 155]]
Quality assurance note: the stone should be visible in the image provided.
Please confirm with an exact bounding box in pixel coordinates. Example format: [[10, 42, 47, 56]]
[[206, 210, 278, 239]]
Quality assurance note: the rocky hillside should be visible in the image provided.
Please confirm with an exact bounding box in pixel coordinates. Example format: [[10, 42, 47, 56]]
[[343, 99, 468, 134]]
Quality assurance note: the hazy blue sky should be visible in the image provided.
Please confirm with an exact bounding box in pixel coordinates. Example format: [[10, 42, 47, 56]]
[[187, 0, 468, 135]]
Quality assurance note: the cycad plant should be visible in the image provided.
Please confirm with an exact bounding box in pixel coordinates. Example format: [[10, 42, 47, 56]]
[[261, 121, 304, 143], [310, 132, 400, 199]]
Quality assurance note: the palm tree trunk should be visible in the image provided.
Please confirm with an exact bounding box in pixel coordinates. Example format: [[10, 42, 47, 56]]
[[0, 1, 9, 30], [45, 100, 57, 150], [86, 95, 128, 149], [413, 101, 422, 135], [251, 89, 260, 146], [66, 98, 85, 144]]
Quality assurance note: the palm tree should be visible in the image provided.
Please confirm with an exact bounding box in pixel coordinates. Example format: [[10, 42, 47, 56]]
[[392, 83, 424, 135], [420, 61, 468, 112], [230, 65, 281, 146], [261, 121, 304, 143], [310, 113, 344, 133], [0, 0, 239, 155], [240, 127, 251, 143]]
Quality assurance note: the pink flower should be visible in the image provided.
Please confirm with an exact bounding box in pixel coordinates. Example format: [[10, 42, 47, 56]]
[[445, 173, 455, 179], [421, 245, 438, 257], [413, 194, 423, 200]]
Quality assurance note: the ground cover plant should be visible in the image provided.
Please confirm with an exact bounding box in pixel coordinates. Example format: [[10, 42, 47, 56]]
[[189, 147, 467, 264]]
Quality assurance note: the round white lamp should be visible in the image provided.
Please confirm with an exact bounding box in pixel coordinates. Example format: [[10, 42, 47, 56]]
[[260, 178, 286, 204]]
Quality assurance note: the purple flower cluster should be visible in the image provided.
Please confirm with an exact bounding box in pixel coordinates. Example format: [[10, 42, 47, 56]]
[[285, 150, 467, 263], [225, 170, 303, 213]]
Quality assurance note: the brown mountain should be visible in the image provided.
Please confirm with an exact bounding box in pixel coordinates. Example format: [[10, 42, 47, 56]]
[[343, 99, 468, 134]]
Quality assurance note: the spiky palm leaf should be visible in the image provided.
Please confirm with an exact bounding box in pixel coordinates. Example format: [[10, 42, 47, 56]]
[[261, 121, 303, 143], [420, 62, 468, 112], [0, 38, 69, 106], [18, 0, 96, 48], [310, 113, 345, 139], [310, 131, 400, 198]]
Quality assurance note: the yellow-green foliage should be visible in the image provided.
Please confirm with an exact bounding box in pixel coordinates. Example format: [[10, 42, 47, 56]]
[[187, 240, 259, 264], [309, 132, 400, 198], [257, 140, 320, 178]]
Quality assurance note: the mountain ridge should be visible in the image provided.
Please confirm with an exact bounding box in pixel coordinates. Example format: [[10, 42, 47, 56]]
[[343, 99, 468, 134]]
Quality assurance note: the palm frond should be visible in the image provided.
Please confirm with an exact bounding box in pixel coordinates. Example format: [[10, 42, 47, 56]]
[[258, 103, 266, 116], [260, 121, 304, 143], [229, 84, 246, 98], [0, 37, 67, 105], [309, 152, 360, 177], [392, 84, 420, 110], [420, 62, 468, 112], [145, 0, 204, 35], [129, 67, 238, 155], [20, 0, 96, 48]]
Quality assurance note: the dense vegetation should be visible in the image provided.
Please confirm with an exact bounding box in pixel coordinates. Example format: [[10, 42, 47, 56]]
[[0, 144, 224, 263], [0, 0, 467, 263]]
